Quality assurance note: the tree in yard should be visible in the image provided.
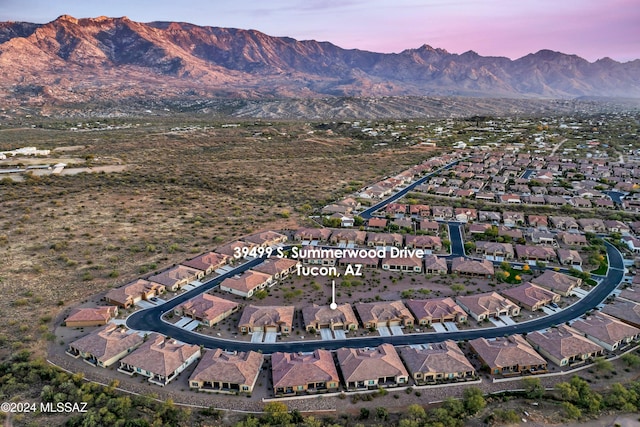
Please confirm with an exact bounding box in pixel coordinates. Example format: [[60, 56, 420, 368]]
[[375, 407, 389, 421], [451, 284, 465, 295], [561, 401, 582, 420], [462, 387, 486, 415], [263, 401, 291, 425], [406, 403, 426, 420], [522, 377, 545, 399], [622, 353, 640, 368], [594, 356, 613, 374]]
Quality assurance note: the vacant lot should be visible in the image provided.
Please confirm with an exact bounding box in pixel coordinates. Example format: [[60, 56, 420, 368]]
[[0, 117, 437, 355]]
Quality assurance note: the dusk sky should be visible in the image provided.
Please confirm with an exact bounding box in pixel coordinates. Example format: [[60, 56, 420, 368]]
[[1, 0, 639, 62]]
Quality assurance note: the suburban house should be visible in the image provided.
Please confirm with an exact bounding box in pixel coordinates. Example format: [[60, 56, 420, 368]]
[[526, 325, 605, 367], [618, 288, 640, 304], [336, 344, 409, 390], [499, 194, 522, 204], [527, 215, 548, 229], [64, 306, 118, 328], [252, 257, 300, 280], [601, 298, 640, 329], [405, 235, 442, 252], [479, 211, 501, 223], [469, 335, 548, 376], [409, 204, 431, 217], [219, 270, 273, 298], [515, 245, 556, 262], [188, 349, 263, 394], [450, 257, 495, 277], [366, 232, 403, 247], [501, 282, 560, 312], [118, 334, 201, 386], [293, 228, 333, 242], [558, 232, 588, 246], [468, 223, 492, 235], [423, 255, 448, 275], [214, 240, 257, 259], [549, 216, 579, 231], [557, 249, 583, 266], [182, 252, 230, 275], [354, 300, 414, 329], [302, 304, 358, 332], [399, 340, 475, 384], [405, 297, 467, 327], [498, 226, 524, 239], [337, 254, 380, 269], [577, 218, 606, 233], [503, 211, 525, 226], [456, 292, 520, 321], [385, 203, 407, 215], [454, 208, 478, 222], [237, 305, 294, 334], [329, 230, 367, 246], [381, 254, 423, 273], [367, 217, 388, 229], [531, 270, 581, 297], [271, 350, 340, 396], [570, 312, 640, 351], [148, 265, 205, 292], [431, 205, 454, 220], [242, 230, 288, 247], [66, 324, 144, 368], [623, 236, 640, 254], [173, 294, 240, 327], [530, 231, 557, 246], [603, 220, 631, 234], [104, 279, 165, 309], [475, 241, 514, 260], [329, 213, 354, 228]]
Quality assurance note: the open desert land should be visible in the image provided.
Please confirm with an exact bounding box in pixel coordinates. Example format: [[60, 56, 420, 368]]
[[0, 117, 438, 357]]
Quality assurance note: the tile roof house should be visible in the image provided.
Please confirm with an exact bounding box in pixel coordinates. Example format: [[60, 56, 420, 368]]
[[549, 216, 579, 230], [219, 270, 273, 298], [174, 294, 240, 327], [404, 235, 442, 251], [419, 220, 440, 233], [65, 306, 118, 328], [529, 231, 557, 245], [336, 344, 409, 390], [450, 257, 495, 277], [469, 335, 547, 376], [252, 257, 300, 280], [431, 205, 454, 220], [214, 240, 257, 259], [354, 301, 414, 329], [570, 312, 640, 351], [104, 279, 165, 309], [399, 340, 475, 385], [188, 349, 263, 394], [293, 228, 333, 242], [182, 252, 230, 275], [271, 350, 340, 396], [302, 303, 358, 332], [454, 208, 478, 222], [601, 298, 640, 329], [526, 325, 605, 367], [456, 292, 520, 321], [329, 230, 367, 245], [118, 334, 201, 386], [366, 232, 403, 247], [577, 218, 606, 233], [67, 324, 144, 368], [498, 226, 524, 240], [409, 204, 431, 217], [367, 217, 388, 229], [475, 241, 514, 259], [515, 245, 556, 262], [557, 249, 583, 266], [423, 255, 448, 275], [531, 270, 581, 297], [242, 230, 288, 247], [527, 215, 548, 229], [381, 253, 423, 273], [501, 282, 560, 312], [479, 211, 502, 223], [502, 211, 525, 227], [148, 265, 205, 292], [603, 220, 630, 233], [405, 297, 467, 326], [237, 305, 294, 334], [618, 288, 640, 304], [557, 232, 588, 247]]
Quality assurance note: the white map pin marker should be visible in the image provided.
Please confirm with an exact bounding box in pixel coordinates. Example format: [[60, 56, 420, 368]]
[[330, 280, 337, 310]]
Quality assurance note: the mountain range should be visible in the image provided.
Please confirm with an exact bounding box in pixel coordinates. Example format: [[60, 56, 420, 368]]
[[1, 15, 639, 106]]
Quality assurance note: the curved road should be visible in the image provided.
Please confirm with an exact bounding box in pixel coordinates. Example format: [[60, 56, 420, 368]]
[[127, 240, 624, 354]]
